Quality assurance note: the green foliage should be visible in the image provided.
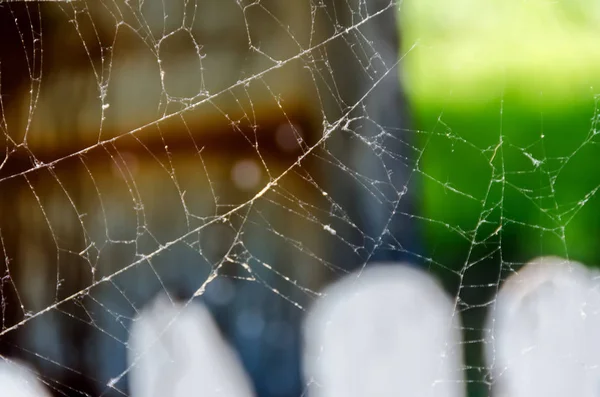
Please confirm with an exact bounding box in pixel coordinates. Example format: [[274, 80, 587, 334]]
[[401, 0, 600, 266]]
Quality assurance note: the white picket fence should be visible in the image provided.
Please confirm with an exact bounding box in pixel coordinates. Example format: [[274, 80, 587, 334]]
[[2, 256, 600, 397]]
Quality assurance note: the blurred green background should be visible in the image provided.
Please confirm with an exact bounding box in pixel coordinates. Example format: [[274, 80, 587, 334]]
[[402, 0, 600, 268], [401, 2, 600, 394]]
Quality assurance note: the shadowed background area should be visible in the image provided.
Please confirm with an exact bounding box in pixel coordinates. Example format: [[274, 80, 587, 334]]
[[0, 1, 413, 396]]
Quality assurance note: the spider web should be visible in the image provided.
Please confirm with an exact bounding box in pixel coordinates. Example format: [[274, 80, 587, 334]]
[[0, 0, 598, 396]]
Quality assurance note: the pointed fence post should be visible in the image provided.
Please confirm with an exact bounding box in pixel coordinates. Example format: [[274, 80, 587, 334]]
[[303, 264, 465, 397], [0, 359, 50, 397], [128, 293, 255, 397], [486, 256, 600, 397]]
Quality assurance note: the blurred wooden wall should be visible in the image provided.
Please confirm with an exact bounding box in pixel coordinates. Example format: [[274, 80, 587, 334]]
[[0, 1, 411, 396]]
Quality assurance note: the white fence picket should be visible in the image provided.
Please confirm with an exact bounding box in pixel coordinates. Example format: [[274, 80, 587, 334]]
[[486, 256, 600, 397], [302, 264, 465, 397], [127, 293, 255, 397], [0, 359, 50, 397]]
